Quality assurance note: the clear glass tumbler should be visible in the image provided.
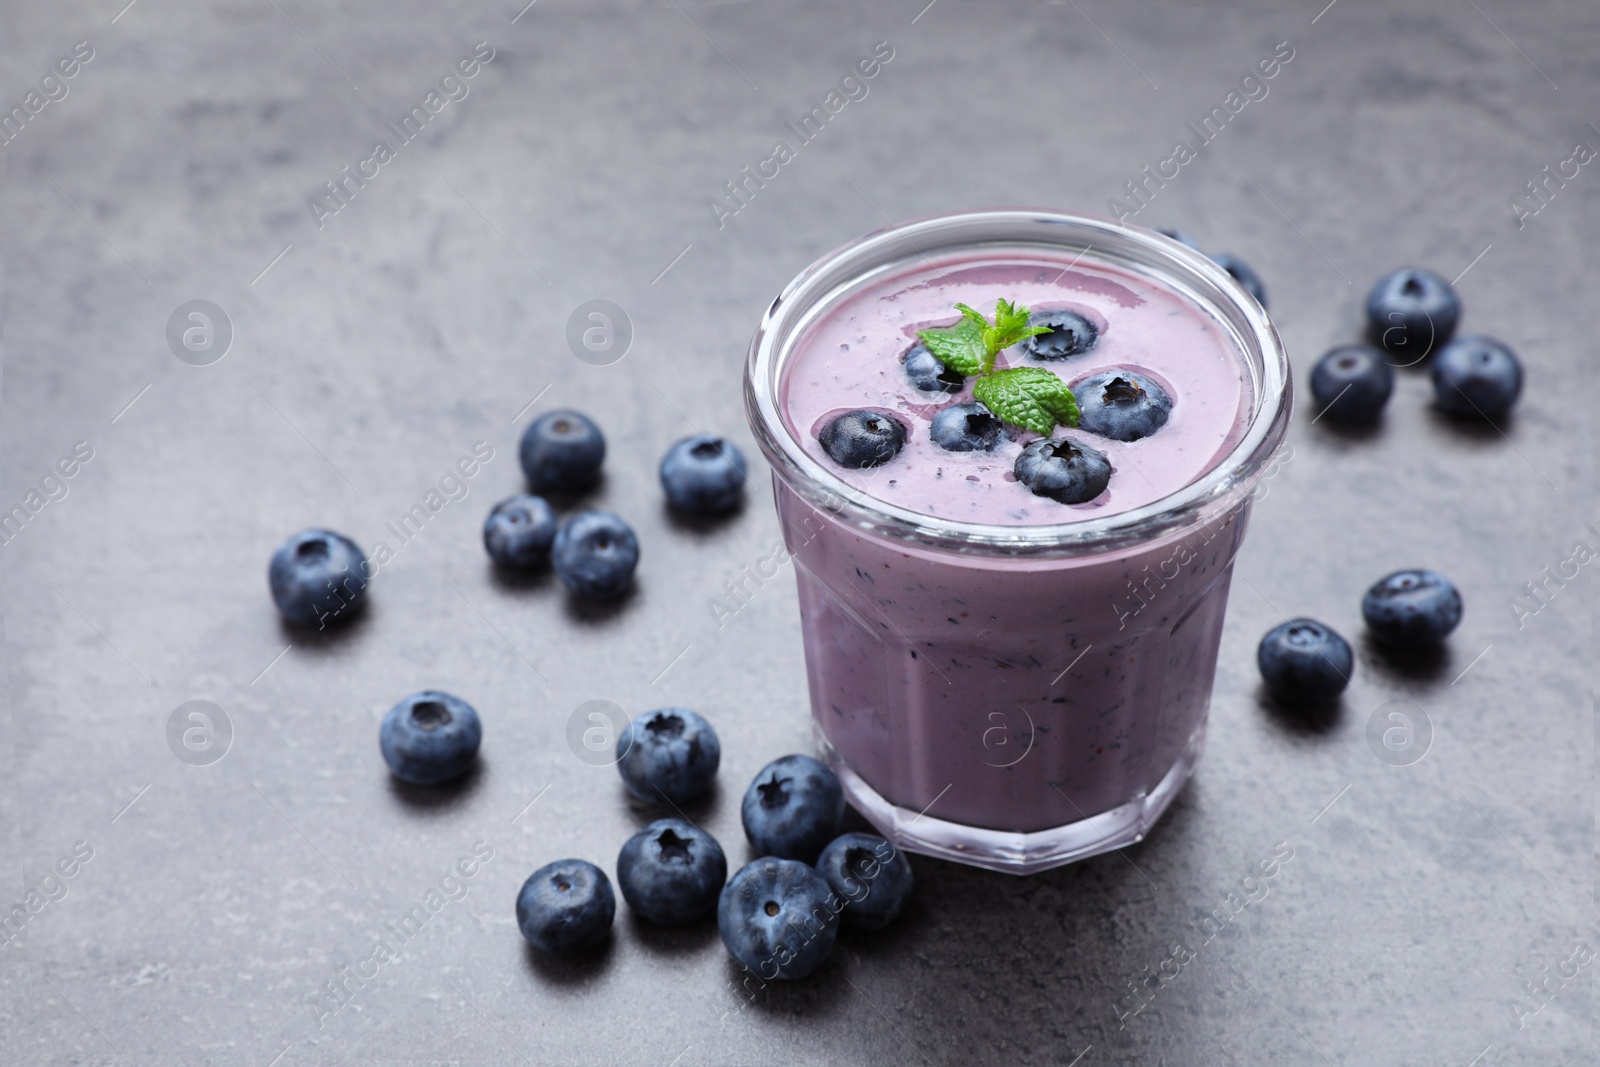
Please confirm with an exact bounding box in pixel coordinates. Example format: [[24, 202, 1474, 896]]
[[744, 211, 1291, 873]]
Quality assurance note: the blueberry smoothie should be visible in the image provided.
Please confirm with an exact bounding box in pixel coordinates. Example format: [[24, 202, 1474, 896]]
[[746, 212, 1289, 873]]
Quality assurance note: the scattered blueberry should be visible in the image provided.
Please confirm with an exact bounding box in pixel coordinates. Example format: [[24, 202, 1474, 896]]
[[660, 435, 747, 513], [717, 857, 839, 980], [520, 409, 606, 493], [1310, 344, 1395, 423], [482, 494, 557, 568], [379, 691, 482, 785], [1024, 309, 1099, 360], [818, 410, 907, 469], [1014, 437, 1112, 505], [1211, 253, 1269, 309], [516, 859, 615, 956], [902, 344, 964, 394], [615, 707, 721, 805], [616, 818, 727, 925], [1431, 335, 1523, 419], [741, 754, 844, 863], [1157, 227, 1203, 250], [1073, 371, 1173, 442], [1362, 569, 1463, 649], [1256, 619, 1353, 703], [815, 833, 913, 931], [929, 402, 1003, 452], [268, 528, 369, 628], [1365, 268, 1459, 359], [552, 510, 639, 598]]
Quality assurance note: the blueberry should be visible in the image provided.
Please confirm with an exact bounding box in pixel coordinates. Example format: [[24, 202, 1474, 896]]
[[519, 409, 605, 493], [1365, 268, 1459, 359], [1013, 437, 1112, 505], [516, 859, 615, 956], [379, 691, 482, 785], [741, 754, 844, 863], [482, 494, 557, 568], [929, 402, 1003, 452], [616, 818, 727, 925], [1310, 344, 1395, 423], [615, 707, 721, 805], [717, 857, 839, 980], [1431, 335, 1523, 419], [660, 435, 747, 513], [815, 833, 913, 931], [818, 410, 907, 469], [1256, 619, 1353, 703], [902, 344, 964, 393], [552, 510, 638, 598], [267, 528, 369, 628], [1157, 227, 1203, 250], [1362, 569, 1463, 649], [1211, 253, 1269, 309], [1074, 371, 1173, 442], [1024, 309, 1099, 360]]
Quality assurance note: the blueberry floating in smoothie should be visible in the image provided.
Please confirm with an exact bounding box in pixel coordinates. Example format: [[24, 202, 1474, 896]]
[[1014, 437, 1112, 505], [1362, 569, 1462, 649], [1074, 371, 1172, 441], [818, 410, 908, 468], [1430, 335, 1522, 419], [901, 343, 965, 393], [929, 402, 1003, 452], [1024, 309, 1099, 360], [1310, 344, 1394, 423], [1365, 268, 1459, 359], [1257, 619, 1352, 703], [1211, 253, 1268, 309]]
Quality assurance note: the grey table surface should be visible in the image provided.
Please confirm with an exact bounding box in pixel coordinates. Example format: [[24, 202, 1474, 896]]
[[0, 1, 1594, 1064]]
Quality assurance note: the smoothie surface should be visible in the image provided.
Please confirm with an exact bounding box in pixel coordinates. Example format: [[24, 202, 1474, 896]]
[[780, 254, 1249, 526]]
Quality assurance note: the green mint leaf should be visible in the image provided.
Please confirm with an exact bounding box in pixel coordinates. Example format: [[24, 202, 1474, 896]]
[[916, 318, 986, 376], [973, 367, 1081, 436]]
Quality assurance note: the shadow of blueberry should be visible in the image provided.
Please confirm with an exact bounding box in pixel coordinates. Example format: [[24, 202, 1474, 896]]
[[1256, 684, 1344, 736], [1359, 634, 1453, 683], [624, 909, 721, 956], [276, 598, 371, 647], [487, 560, 556, 594], [385, 757, 486, 813], [523, 937, 615, 985], [662, 497, 746, 535], [562, 583, 638, 625], [1425, 404, 1514, 440]]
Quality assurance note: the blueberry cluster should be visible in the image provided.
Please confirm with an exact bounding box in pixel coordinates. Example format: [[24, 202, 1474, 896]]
[[1309, 269, 1523, 423], [1256, 569, 1463, 704], [267, 409, 751, 629], [511, 709, 913, 977]]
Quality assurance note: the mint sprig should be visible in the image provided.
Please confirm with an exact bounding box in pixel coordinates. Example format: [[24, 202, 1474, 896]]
[[916, 299, 1078, 435]]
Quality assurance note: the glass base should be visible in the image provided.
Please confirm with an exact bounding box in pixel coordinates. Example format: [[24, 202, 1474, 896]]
[[816, 721, 1206, 875]]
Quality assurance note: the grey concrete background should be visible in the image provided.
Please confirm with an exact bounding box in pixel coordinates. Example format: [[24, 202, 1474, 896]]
[[0, 1, 1594, 1064]]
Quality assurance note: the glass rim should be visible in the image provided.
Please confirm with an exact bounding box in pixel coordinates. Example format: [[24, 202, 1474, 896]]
[[743, 209, 1293, 558]]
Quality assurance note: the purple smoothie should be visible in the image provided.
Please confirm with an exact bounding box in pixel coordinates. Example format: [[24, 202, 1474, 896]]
[[748, 214, 1288, 872]]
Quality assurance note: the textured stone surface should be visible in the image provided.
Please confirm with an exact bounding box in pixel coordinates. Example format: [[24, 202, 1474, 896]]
[[0, 1, 1593, 1064]]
